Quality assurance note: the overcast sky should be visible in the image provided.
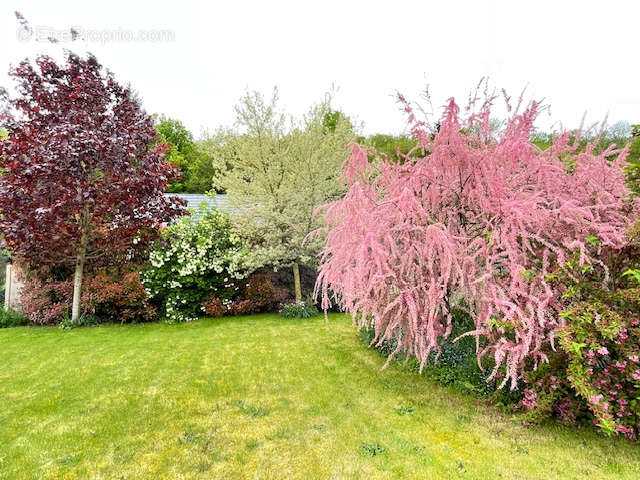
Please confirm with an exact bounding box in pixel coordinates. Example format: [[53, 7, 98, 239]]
[[1, 0, 638, 138]]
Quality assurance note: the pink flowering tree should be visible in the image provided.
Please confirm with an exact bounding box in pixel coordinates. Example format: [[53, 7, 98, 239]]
[[315, 90, 637, 389]]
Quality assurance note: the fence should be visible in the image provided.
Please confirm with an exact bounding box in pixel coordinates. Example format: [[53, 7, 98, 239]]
[[3, 263, 22, 310]]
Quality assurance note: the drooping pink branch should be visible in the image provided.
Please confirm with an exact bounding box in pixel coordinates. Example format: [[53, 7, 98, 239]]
[[316, 91, 637, 389]]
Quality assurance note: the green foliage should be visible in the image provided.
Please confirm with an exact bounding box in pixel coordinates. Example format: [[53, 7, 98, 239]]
[[359, 133, 419, 162], [279, 298, 318, 318], [58, 313, 100, 330], [0, 127, 8, 141], [197, 128, 237, 194], [530, 132, 552, 151], [214, 89, 355, 292], [622, 268, 640, 285], [142, 206, 248, 323], [0, 307, 28, 328], [360, 309, 494, 396], [186, 142, 219, 193], [521, 252, 640, 440], [155, 116, 194, 153], [155, 116, 216, 193], [322, 109, 352, 134], [360, 442, 385, 457]]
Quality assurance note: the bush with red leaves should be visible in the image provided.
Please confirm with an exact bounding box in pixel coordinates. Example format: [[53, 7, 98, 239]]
[[201, 295, 225, 317], [83, 269, 156, 323], [200, 272, 287, 317], [19, 264, 155, 324]]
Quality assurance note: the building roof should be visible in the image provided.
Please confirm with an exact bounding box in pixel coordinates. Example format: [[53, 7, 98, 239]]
[[165, 193, 235, 220]]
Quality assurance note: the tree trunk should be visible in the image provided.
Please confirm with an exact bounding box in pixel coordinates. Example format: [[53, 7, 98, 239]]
[[292, 262, 302, 303], [71, 235, 87, 322]]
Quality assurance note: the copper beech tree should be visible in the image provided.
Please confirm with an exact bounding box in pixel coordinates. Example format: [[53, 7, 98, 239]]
[[316, 91, 638, 389], [0, 52, 184, 321]]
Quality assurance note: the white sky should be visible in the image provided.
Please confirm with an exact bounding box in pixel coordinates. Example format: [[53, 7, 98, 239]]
[[1, 0, 639, 138]]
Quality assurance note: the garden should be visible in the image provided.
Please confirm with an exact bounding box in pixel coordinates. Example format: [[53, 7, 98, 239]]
[[2, 11, 640, 480]]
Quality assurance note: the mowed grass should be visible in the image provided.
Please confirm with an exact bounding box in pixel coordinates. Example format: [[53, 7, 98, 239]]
[[0, 314, 639, 479]]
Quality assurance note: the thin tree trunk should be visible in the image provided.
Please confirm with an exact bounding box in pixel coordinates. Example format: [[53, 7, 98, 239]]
[[292, 262, 302, 303], [71, 232, 87, 322]]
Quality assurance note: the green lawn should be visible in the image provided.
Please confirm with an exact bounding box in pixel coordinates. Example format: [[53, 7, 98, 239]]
[[0, 314, 638, 479]]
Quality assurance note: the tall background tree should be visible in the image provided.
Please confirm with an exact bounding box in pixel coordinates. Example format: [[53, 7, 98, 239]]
[[155, 116, 219, 193], [215, 89, 355, 301], [0, 52, 184, 321]]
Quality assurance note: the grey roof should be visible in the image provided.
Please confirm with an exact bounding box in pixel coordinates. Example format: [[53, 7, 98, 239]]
[[165, 193, 236, 220]]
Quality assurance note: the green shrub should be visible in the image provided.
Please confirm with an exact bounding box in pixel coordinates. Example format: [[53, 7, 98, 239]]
[[58, 314, 100, 330], [360, 308, 494, 396], [521, 299, 640, 440], [280, 298, 318, 318], [142, 206, 249, 323], [0, 307, 28, 328], [360, 442, 385, 457], [518, 250, 640, 440]]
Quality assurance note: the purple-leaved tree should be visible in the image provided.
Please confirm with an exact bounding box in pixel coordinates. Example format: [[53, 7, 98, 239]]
[[0, 52, 185, 320]]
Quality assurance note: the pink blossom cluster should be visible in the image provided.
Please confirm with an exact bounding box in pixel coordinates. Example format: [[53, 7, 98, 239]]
[[316, 91, 636, 389]]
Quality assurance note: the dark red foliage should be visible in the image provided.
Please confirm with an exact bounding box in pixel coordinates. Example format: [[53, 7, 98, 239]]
[[244, 273, 287, 312], [19, 266, 73, 324], [201, 295, 225, 318], [0, 52, 185, 267], [200, 273, 287, 318], [18, 264, 155, 324], [82, 269, 156, 323], [227, 298, 257, 316], [251, 266, 313, 304]]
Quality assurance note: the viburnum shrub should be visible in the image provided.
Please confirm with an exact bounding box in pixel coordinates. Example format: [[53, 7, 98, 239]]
[[316, 89, 637, 389], [142, 206, 248, 323]]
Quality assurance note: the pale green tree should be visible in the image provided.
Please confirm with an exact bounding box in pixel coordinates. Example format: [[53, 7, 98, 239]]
[[215, 89, 355, 301]]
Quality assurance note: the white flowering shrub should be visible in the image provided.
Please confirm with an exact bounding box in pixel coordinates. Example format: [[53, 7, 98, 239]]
[[141, 206, 249, 323]]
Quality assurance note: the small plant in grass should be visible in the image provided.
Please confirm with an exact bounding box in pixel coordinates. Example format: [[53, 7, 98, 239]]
[[395, 404, 415, 416], [280, 298, 318, 318], [231, 400, 269, 418], [0, 307, 28, 328], [361, 442, 385, 457], [59, 314, 100, 330]]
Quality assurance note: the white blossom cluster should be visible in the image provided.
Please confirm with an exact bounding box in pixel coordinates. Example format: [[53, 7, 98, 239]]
[[141, 207, 248, 323]]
